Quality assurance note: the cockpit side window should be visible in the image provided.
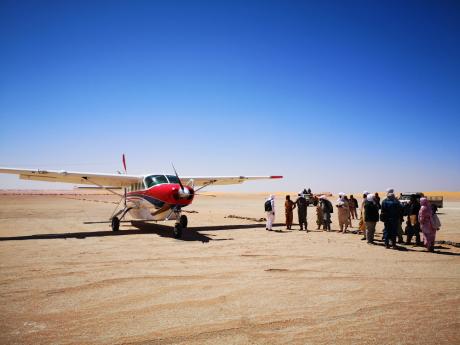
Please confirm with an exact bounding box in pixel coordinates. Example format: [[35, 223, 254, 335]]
[[144, 175, 168, 188]]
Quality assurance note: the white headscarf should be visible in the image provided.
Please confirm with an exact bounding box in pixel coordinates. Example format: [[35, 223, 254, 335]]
[[335, 193, 343, 205], [367, 194, 375, 202], [337, 192, 346, 202]]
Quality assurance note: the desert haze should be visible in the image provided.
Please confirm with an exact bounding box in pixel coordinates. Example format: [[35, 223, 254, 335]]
[[0, 192, 459, 344]]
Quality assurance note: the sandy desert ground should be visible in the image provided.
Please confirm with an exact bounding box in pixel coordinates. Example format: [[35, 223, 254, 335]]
[[0, 192, 459, 345]]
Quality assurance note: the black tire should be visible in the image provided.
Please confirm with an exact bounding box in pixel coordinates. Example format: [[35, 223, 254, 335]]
[[111, 217, 120, 232], [173, 224, 183, 239], [179, 215, 188, 229]]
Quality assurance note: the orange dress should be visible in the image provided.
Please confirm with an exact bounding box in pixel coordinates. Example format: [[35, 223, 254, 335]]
[[285, 200, 295, 228]]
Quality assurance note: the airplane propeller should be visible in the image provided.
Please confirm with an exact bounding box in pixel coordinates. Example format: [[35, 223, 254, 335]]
[[172, 163, 185, 192], [171, 164, 219, 198], [171, 163, 194, 200]]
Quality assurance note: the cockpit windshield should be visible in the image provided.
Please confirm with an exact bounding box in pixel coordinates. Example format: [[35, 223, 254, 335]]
[[144, 175, 169, 188], [144, 174, 182, 188], [166, 175, 180, 184]]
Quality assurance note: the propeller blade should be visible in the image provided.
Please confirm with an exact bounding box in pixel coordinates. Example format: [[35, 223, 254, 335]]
[[151, 204, 173, 217], [194, 193, 216, 197], [171, 163, 185, 191]]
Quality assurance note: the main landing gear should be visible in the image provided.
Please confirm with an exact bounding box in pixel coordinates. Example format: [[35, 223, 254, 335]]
[[111, 216, 120, 232], [110, 207, 188, 239], [111, 206, 132, 232], [173, 214, 188, 239]]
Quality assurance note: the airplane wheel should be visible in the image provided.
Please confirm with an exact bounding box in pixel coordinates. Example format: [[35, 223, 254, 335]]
[[179, 215, 188, 229], [173, 224, 183, 239], [111, 217, 120, 232]]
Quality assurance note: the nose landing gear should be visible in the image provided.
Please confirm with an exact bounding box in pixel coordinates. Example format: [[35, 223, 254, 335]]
[[179, 215, 188, 228], [173, 214, 188, 239]]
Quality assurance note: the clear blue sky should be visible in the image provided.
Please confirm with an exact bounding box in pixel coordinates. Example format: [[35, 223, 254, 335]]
[[1, 0, 459, 193]]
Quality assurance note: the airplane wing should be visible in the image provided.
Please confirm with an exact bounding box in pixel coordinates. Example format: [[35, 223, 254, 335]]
[[0, 167, 142, 187], [180, 175, 283, 187]]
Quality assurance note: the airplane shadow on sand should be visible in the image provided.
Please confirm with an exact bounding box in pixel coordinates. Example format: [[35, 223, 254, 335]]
[[0, 222, 284, 243], [2, 224, 458, 255]]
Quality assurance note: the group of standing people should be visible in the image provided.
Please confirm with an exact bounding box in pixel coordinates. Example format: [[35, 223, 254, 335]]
[[284, 193, 308, 230], [360, 188, 441, 251], [266, 188, 441, 252], [315, 193, 359, 233], [265, 190, 310, 231], [322, 189, 441, 251]]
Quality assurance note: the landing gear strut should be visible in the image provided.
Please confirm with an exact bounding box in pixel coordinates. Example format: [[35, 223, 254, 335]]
[[111, 206, 132, 232]]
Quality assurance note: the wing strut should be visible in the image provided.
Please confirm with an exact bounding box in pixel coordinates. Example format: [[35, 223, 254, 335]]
[[81, 177, 123, 197]]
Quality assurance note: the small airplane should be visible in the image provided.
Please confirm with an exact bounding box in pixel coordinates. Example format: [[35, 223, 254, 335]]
[[0, 158, 282, 238]]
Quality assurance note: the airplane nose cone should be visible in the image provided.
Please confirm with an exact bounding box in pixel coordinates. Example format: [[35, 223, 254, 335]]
[[171, 184, 194, 201]]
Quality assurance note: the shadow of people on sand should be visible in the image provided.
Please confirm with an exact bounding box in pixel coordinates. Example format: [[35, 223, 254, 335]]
[[370, 239, 460, 255]]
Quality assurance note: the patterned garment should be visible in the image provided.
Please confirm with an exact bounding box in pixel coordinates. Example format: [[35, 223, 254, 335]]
[[419, 198, 436, 250], [337, 199, 349, 227]]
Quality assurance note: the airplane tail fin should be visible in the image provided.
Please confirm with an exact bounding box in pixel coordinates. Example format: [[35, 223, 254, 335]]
[[122, 154, 127, 174]]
